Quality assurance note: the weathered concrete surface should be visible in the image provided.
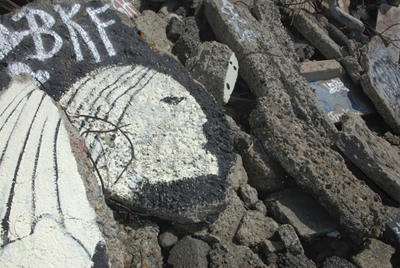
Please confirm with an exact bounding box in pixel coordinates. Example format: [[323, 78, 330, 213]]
[[186, 41, 238, 105], [266, 188, 337, 241], [0, 0, 235, 223], [131, 10, 174, 55], [208, 242, 267, 268], [168, 236, 210, 268], [323, 256, 357, 268], [277, 252, 317, 268], [360, 36, 400, 134], [0, 74, 124, 267], [334, 113, 400, 204], [351, 238, 395, 268], [278, 224, 305, 256], [293, 10, 342, 60], [234, 211, 279, 247], [301, 60, 344, 82], [376, 3, 400, 63], [204, 0, 387, 237], [227, 154, 248, 191]]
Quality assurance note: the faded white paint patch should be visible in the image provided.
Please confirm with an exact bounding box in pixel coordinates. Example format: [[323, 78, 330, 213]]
[[60, 65, 219, 196], [0, 74, 105, 267], [223, 53, 238, 103]]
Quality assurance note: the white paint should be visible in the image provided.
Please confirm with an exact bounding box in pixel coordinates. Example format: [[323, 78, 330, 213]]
[[12, 8, 63, 61], [322, 78, 349, 94], [112, 0, 139, 17], [7, 62, 50, 85], [223, 53, 238, 104], [0, 74, 105, 267], [220, 0, 260, 43], [0, 23, 24, 60], [87, 5, 116, 57], [327, 109, 360, 122], [60, 65, 219, 197], [55, 4, 101, 63]]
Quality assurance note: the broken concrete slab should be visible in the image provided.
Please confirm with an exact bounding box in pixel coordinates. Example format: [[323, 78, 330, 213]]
[[309, 75, 375, 123], [111, 0, 140, 17], [131, 9, 174, 55], [173, 16, 202, 64], [204, 0, 387, 237], [334, 113, 400, 204], [301, 60, 345, 82], [0, 0, 235, 223], [360, 36, 400, 134], [293, 10, 342, 60], [239, 184, 258, 208], [266, 188, 338, 241], [376, 3, 400, 63], [186, 41, 238, 105], [351, 238, 395, 268], [0, 73, 124, 267]]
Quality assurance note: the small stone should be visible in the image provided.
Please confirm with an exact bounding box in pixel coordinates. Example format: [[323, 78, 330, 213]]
[[159, 229, 179, 248], [168, 236, 210, 268], [253, 201, 267, 216]]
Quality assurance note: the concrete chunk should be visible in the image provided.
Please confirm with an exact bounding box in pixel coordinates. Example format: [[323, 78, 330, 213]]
[[334, 113, 400, 204], [278, 224, 304, 256], [351, 239, 395, 268], [186, 41, 238, 105], [360, 36, 400, 134], [168, 236, 210, 268], [266, 188, 337, 241]]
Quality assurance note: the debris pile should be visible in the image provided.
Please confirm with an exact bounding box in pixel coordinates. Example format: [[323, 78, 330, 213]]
[[1, 0, 400, 267]]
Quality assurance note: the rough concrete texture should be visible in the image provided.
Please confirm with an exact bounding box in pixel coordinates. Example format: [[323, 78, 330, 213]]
[[173, 16, 202, 63], [351, 238, 395, 268], [186, 41, 238, 105], [117, 220, 163, 267], [131, 10, 174, 55], [239, 184, 259, 208], [159, 228, 179, 248], [204, 0, 387, 238], [168, 236, 210, 268], [208, 190, 246, 242], [0, 74, 123, 267], [278, 224, 305, 256], [266, 188, 337, 241], [361, 36, 400, 134], [208, 242, 267, 268], [376, 3, 400, 63], [234, 210, 279, 247], [334, 113, 400, 204], [323, 256, 357, 268], [261, 239, 285, 254], [301, 59, 345, 82], [277, 252, 317, 268], [293, 10, 342, 60], [0, 0, 235, 224], [340, 56, 363, 84], [225, 115, 284, 194], [228, 154, 248, 191], [167, 16, 184, 41]]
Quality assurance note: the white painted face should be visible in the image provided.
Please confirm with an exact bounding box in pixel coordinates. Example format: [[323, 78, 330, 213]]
[[60, 65, 219, 196], [223, 53, 238, 104]]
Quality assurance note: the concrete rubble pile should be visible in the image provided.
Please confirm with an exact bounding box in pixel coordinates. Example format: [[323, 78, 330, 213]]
[[1, 0, 400, 267]]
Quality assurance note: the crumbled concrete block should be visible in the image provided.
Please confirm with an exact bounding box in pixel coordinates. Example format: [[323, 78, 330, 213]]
[[301, 59, 345, 82], [376, 3, 400, 63], [239, 184, 259, 208], [351, 239, 395, 268], [334, 113, 400, 204], [167, 16, 184, 41], [235, 211, 279, 247], [159, 228, 179, 248], [168, 236, 210, 268], [254, 200, 267, 216], [209, 242, 267, 267], [186, 41, 238, 105], [278, 224, 304, 256], [323, 256, 357, 268], [261, 240, 285, 254], [173, 16, 202, 63], [266, 188, 337, 241], [340, 56, 363, 84], [277, 252, 317, 268], [360, 36, 400, 134], [228, 154, 248, 191], [293, 10, 342, 60]]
